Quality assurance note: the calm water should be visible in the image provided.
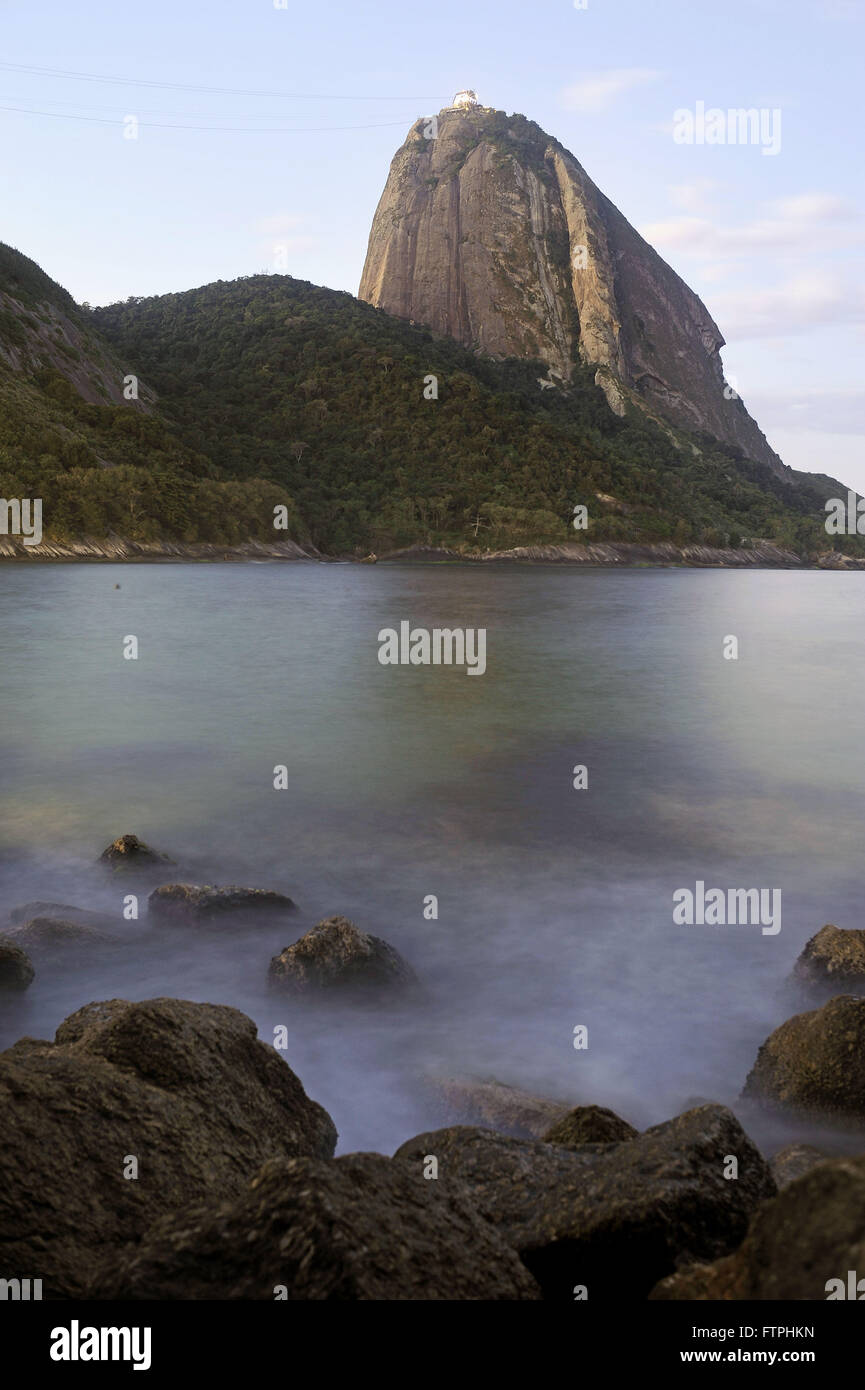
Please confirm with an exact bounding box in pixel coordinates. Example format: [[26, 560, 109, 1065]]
[[1, 561, 863, 1153]]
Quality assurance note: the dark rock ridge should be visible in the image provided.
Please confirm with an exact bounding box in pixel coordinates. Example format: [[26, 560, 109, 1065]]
[[268, 915, 417, 996], [394, 1104, 774, 1299], [793, 924, 865, 994], [742, 994, 865, 1125], [0, 997, 336, 1297], [88, 1153, 540, 1301], [149, 883, 297, 924], [360, 106, 787, 477], [651, 1156, 865, 1300], [0, 938, 34, 990]]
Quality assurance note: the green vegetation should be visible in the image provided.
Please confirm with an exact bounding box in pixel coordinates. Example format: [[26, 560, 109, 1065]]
[[0, 242, 859, 558]]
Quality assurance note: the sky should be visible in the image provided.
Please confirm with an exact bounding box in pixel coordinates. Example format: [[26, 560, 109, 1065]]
[[0, 0, 862, 489]]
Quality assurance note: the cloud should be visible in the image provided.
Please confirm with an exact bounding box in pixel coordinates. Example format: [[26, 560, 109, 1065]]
[[744, 386, 865, 434], [559, 69, 661, 114], [711, 273, 865, 339], [640, 192, 862, 259], [668, 179, 720, 215]]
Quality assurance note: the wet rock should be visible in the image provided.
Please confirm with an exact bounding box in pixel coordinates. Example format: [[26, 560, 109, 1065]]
[[0, 996, 336, 1298], [99, 834, 175, 869], [88, 1153, 540, 1301], [5, 916, 120, 961], [149, 883, 297, 924], [424, 1075, 572, 1140], [542, 1105, 638, 1148], [394, 1104, 774, 1299], [742, 995, 865, 1125], [0, 937, 34, 990], [769, 1143, 829, 1188], [651, 1155, 865, 1300], [793, 924, 865, 994], [268, 915, 417, 996]]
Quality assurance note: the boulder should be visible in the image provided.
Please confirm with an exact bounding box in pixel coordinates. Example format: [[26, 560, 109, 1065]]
[[268, 915, 417, 996], [394, 1104, 774, 1299], [542, 1105, 638, 1148], [793, 924, 865, 994], [0, 997, 336, 1298], [651, 1156, 865, 1300], [424, 1075, 572, 1139], [742, 995, 865, 1125], [149, 883, 297, 924], [0, 937, 34, 990], [5, 916, 120, 960], [770, 1143, 830, 1189], [99, 834, 175, 869], [88, 1153, 540, 1301]]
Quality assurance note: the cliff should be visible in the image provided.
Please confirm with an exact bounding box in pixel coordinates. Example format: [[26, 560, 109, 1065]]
[[359, 107, 787, 477]]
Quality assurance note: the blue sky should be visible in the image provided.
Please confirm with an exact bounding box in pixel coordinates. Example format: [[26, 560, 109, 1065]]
[[1, 0, 862, 488]]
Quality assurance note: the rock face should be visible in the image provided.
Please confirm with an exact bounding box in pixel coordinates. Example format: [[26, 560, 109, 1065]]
[[359, 106, 786, 476], [742, 995, 865, 1125], [394, 1104, 774, 1298], [542, 1105, 638, 1148], [651, 1156, 865, 1300], [425, 1075, 573, 1139], [793, 924, 865, 994], [0, 997, 336, 1297], [0, 938, 34, 990], [268, 915, 417, 996], [89, 1153, 540, 1301], [149, 883, 297, 924]]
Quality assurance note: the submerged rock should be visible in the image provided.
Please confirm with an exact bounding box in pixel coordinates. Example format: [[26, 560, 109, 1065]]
[[395, 1104, 774, 1299], [651, 1155, 865, 1300], [742, 995, 865, 1125], [769, 1143, 830, 1189], [793, 924, 865, 994], [99, 834, 175, 869], [0, 937, 34, 990], [542, 1105, 639, 1148], [8, 901, 117, 929], [5, 916, 120, 960], [149, 883, 297, 924], [424, 1076, 572, 1140], [268, 915, 417, 996], [0, 996, 336, 1298], [89, 1153, 540, 1301]]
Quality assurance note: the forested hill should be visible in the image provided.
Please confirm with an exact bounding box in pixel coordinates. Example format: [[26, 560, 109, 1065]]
[[0, 241, 858, 558], [93, 273, 850, 557]]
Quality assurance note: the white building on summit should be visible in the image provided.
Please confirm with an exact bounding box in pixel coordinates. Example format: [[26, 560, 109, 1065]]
[[450, 89, 479, 109]]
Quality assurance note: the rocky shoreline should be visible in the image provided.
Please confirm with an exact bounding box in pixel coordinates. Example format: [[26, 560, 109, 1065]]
[[3, 835, 865, 1300], [2, 534, 865, 568]]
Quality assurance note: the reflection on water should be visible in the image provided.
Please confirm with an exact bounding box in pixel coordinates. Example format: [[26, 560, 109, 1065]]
[[0, 561, 863, 1153]]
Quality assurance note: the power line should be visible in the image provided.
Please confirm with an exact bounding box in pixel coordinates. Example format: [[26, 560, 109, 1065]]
[[0, 60, 432, 102], [0, 103, 416, 133]]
